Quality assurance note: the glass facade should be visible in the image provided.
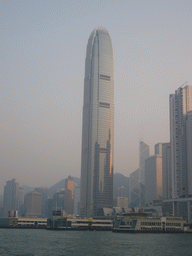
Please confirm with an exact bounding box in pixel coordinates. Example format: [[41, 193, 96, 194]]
[[80, 28, 114, 217], [170, 85, 192, 198]]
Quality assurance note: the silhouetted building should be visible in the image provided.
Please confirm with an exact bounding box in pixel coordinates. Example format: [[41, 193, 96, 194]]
[[118, 186, 127, 197], [129, 168, 140, 207], [34, 187, 48, 217], [145, 155, 162, 205], [18, 187, 24, 216], [0, 196, 3, 217], [80, 28, 114, 217], [117, 197, 128, 208], [187, 110, 192, 197], [3, 178, 19, 217], [74, 184, 80, 216], [163, 144, 171, 199], [24, 191, 42, 218], [52, 190, 65, 213], [129, 141, 149, 207], [139, 141, 150, 206], [45, 198, 55, 218]]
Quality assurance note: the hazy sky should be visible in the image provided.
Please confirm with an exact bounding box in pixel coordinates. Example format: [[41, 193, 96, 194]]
[[1, 0, 192, 194]]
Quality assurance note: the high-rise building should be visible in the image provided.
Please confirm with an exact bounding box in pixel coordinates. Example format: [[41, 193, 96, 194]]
[[18, 187, 24, 216], [186, 110, 192, 196], [129, 168, 140, 207], [24, 191, 42, 218], [118, 186, 127, 197], [162, 143, 171, 199], [163, 85, 192, 221], [139, 141, 150, 206], [34, 187, 48, 217], [74, 184, 80, 216], [65, 176, 74, 214], [80, 28, 114, 217], [145, 155, 163, 205], [169, 85, 192, 198], [3, 178, 19, 217], [117, 197, 128, 208], [155, 143, 171, 199], [129, 141, 149, 207]]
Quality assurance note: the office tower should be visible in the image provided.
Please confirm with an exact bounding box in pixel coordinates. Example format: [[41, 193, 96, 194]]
[[187, 111, 192, 196], [155, 143, 163, 156], [129, 141, 149, 207], [170, 85, 192, 198], [118, 186, 127, 197], [74, 185, 80, 216], [145, 155, 163, 205], [53, 190, 65, 211], [3, 178, 19, 217], [18, 187, 24, 216], [24, 191, 42, 217], [129, 168, 140, 207], [113, 173, 129, 198], [117, 197, 128, 208], [45, 190, 65, 218], [162, 143, 171, 199], [34, 187, 48, 217], [139, 141, 150, 186], [139, 141, 150, 206], [80, 28, 114, 217], [65, 176, 74, 214], [155, 143, 171, 199], [45, 198, 55, 218], [18, 187, 24, 207]]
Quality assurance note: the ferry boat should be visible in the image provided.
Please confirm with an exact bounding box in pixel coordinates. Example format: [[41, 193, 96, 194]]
[[112, 225, 135, 233]]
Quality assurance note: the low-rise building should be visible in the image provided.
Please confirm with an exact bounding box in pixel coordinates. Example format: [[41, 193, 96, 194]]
[[0, 217, 47, 228], [47, 210, 113, 230], [114, 213, 187, 232], [163, 197, 192, 222]]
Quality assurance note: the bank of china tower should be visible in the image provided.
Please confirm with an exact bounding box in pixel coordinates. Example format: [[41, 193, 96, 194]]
[[80, 28, 114, 217]]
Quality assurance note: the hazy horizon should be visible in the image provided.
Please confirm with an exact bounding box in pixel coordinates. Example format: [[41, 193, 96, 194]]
[[1, 0, 192, 194]]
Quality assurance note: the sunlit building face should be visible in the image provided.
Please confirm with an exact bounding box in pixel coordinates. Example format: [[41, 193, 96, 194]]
[[80, 28, 114, 217]]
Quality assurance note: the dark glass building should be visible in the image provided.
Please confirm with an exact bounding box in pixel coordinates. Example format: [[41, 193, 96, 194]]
[[80, 28, 114, 217]]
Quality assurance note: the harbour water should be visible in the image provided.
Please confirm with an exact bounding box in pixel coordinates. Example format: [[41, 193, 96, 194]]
[[0, 229, 192, 256]]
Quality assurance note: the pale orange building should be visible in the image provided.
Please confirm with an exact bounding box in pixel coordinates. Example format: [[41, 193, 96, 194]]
[[65, 176, 74, 214]]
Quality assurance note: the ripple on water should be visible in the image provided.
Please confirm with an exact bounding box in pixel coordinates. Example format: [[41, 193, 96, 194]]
[[0, 230, 192, 256]]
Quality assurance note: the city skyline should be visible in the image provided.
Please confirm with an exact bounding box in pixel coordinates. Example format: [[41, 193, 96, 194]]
[[1, 1, 192, 194]]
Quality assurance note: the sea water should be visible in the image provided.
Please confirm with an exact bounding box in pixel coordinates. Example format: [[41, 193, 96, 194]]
[[0, 229, 192, 256]]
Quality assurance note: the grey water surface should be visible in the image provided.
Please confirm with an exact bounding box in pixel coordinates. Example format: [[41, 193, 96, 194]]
[[0, 229, 192, 256]]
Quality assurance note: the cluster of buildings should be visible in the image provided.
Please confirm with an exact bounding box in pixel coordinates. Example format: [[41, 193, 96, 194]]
[[0, 176, 80, 218], [78, 27, 192, 225], [1, 27, 192, 230], [129, 85, 192, 223]]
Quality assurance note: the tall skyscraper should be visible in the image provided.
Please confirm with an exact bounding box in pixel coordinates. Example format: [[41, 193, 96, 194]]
[[139, 140, 150, 206], [187, 110, 192, 196], [3, 178, 19, 217], [129, 168, 140, 207], [24, 191, 42, 218], [170, 85, 192, 198], [162, 143, 171, 199], [80, 28, 114, 217], [65, 176, 74, 214], [74, 184, 80, 216], [129, 140, 149, 207], [155, 143, 171, 199], [145, 155, 162, 205]]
